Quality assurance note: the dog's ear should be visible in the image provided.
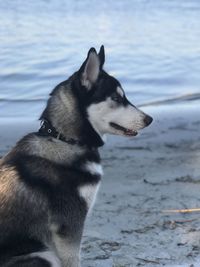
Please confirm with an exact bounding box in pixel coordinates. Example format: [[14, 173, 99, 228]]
[[98, 45, 105, 69], [79, 48, 100, 90]]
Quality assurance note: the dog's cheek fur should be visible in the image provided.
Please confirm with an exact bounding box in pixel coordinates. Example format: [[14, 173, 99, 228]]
[[87, 97, 147, 135]]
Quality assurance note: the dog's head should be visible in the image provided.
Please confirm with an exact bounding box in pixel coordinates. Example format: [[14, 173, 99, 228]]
[[77, 46, 153, 138]]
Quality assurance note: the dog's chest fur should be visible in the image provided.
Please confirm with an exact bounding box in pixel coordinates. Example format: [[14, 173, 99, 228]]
[[79, 161, 103, 209], [50, 160, 103, 265]]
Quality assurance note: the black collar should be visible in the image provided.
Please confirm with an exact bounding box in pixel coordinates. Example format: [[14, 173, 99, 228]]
[[38, 119, 85, 146]]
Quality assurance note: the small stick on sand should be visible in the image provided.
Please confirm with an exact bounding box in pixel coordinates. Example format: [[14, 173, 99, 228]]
[[163, 208, 200, 213]]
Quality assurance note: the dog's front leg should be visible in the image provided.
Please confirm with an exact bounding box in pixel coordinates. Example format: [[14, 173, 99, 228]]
[[61, 245, 80, 267], [61, 249, 80, 267], [52, 233, 81, 267]]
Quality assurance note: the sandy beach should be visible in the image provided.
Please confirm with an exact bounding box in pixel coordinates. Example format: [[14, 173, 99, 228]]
[[0, 103, 200, 267]]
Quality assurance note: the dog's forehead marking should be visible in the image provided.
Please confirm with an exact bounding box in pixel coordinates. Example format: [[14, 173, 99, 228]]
[[116, 86, 124, 97]]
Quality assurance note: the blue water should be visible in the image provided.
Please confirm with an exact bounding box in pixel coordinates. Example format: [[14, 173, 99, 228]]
[[0, 0, 200, 118]]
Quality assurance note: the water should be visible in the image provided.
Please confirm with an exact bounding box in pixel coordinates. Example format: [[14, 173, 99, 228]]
[[0, 0, 200, 119]]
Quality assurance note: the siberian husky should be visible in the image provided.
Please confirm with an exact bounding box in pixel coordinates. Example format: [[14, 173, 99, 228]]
[[0, 46, 152, 266]]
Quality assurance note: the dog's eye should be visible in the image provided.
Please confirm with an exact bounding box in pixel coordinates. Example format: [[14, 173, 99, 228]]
[[111, 93, 123, 103]]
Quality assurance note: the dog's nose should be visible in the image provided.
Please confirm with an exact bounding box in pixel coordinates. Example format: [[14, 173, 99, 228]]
[[144, 115, 153, 126]]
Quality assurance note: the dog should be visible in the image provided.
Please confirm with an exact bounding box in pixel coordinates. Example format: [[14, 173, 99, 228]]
[[0, 46, 152, 267]]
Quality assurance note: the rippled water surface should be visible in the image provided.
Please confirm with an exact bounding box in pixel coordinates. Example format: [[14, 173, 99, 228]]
[[0, 0, 200, 118]]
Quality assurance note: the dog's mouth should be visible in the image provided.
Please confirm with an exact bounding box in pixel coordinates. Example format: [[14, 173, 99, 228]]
[[110, 122, 138, 136]]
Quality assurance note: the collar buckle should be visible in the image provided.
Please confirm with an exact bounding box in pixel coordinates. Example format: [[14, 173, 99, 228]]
[[38, 119, 84, 146]]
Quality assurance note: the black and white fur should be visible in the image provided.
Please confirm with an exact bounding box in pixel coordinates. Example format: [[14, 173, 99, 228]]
[[0, 46, 152, 267]]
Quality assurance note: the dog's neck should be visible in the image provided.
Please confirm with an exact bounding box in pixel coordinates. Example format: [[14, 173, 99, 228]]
[[38, 118, 103, 148], [40, 83, 104, 148], [38, 119, 85, 146]]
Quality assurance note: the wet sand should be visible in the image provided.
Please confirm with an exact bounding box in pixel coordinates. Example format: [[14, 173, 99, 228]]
[[0, 103, 200, 266]]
